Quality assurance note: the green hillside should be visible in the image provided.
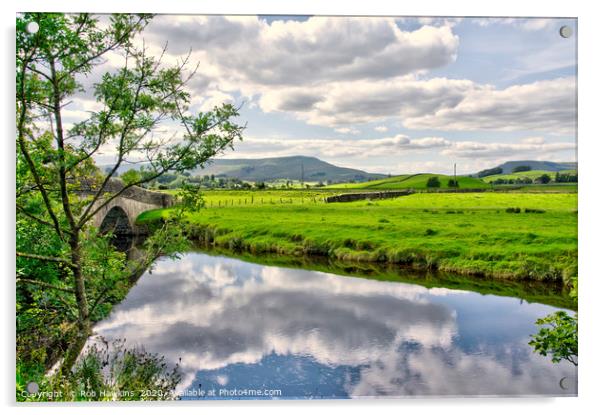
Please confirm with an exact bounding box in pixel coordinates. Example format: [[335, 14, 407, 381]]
[[190, 156, 385, 183], [483, 170, 576, 183], [326, 173, 488, 190]]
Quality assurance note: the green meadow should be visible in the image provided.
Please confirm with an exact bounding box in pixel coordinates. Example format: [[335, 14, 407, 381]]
[[325, 173, 487, 190], [482, 169, 577, 183], [138, 191, 577, 284]]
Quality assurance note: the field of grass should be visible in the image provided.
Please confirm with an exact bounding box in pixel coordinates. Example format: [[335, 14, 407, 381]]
[[139, 191, 577, 284], [326, 173, 488, 190], [482, 169, 576, 183]]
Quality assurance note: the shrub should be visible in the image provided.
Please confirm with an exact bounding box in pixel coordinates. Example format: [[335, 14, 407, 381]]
[[525, 208, 546, 214], [505, 207, 521, 213], [424, 228, 437, 236], [426, 176, 441, 188], [447, 179, 459, 188]]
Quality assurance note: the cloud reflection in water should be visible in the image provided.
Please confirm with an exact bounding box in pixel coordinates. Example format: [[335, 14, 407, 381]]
[[92, 253, 577, 398]]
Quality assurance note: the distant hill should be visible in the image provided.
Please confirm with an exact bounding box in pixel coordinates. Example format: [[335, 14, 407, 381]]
[[190, 156, 386, 183], [480, 160, 577, 176], [101, 156, 385, 183], [325, 173, 487, 190]]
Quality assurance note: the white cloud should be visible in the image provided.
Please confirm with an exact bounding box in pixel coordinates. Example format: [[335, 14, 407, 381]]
[[146, 16, 459, 87], [441, 139, 574, 159], [256, 76, 575, 134], [471, 18, 560, 31], [334, 127, 360, 135], [404, 77, 576, 134], [89, 253, 576, 398], [374, 126, 388, 133], [258, 77, 476, 127], [221, 135, 574, 173]]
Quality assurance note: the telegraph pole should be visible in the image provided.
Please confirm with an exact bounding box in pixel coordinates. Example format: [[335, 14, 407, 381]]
[[301, 161, 304, 186], [454, 163, 457, 188]]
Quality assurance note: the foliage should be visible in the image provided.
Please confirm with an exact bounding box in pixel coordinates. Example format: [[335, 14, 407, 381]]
[[529, 311, 577, 366], [426, 176, 441, 188], [18, 340, 181, 401], [529, 274, 578, 366], [177, 181, 206, 212], [16, 11, 243, 387]]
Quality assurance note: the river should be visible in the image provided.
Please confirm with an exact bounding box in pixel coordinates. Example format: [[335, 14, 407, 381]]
[[91, 251, 577, 399]]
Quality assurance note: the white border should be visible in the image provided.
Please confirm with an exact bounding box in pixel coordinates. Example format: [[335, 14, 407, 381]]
[[3, 1, 600, 415]]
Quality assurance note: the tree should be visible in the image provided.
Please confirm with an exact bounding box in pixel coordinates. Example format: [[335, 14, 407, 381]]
[[447, 178, 459, 188], [537, 174, 551, 184], [426, 176, 440, 188], [529, 276, 577, 366], [529, 311, 577, 366], [16, 13, 244, 374]]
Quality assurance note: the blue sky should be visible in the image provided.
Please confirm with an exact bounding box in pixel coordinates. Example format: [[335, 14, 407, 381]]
[[71, 15, 577, 174]]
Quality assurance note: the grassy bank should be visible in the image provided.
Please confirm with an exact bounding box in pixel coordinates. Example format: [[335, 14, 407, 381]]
[[138, 191, 577, 284]]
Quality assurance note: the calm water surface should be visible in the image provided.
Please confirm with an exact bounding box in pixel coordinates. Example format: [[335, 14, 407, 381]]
[[92, 252, 577, 399]]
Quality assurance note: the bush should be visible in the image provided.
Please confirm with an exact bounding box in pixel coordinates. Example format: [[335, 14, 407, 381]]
[[424, 228, 437, 236], [426, 176, 441, 188], [18, 340, 181, 402], [525, 208, 546, 214], [505, 207, 521, 213]]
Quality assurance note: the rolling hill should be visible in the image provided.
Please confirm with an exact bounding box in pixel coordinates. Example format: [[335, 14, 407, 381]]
[[483, 169, 577, 183], [483, 160, 577, 175], [189, 156, 386, 183], [325, 173, 487, 190]]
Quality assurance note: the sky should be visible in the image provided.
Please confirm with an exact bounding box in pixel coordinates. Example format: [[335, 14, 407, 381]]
[[67, 15, 577, 175]]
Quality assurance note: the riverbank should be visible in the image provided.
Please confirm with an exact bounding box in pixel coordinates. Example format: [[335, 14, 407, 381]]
[[191, 246, 576, 310], [138, 192, 577, 285]]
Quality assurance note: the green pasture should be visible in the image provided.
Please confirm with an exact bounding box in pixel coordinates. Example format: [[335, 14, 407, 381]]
[[139, 191, 577, 283], [483, 169, 577, 183], [325, 173, 487, 190]]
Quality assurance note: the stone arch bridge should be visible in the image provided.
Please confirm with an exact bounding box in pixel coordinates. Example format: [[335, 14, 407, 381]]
[[85, 179, 174, 236]]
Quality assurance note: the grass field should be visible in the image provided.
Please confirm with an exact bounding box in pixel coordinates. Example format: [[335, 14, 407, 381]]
[[138, 190, 577, 284], [325, 173, 487, 190], [482, 169, 577, 183]]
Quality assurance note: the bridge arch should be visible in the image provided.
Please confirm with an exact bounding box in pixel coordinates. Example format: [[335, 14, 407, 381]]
[[87, 179, 174, 236], [99, 205, 133, 235]]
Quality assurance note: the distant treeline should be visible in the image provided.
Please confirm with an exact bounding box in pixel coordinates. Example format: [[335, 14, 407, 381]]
[[490, 172, 577, 185], [477, 167, 503, 178]]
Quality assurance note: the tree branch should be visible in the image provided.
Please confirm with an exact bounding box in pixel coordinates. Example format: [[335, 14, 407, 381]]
[[17, 278, 75, 294], [16, 251, 74, 267], [17, 44, 66, 241]]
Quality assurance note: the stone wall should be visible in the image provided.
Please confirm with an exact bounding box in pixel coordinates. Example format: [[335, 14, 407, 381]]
[[325, 190, 414, 203]]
